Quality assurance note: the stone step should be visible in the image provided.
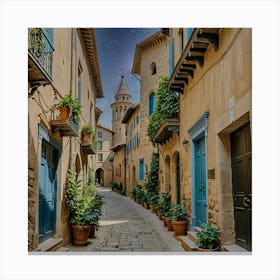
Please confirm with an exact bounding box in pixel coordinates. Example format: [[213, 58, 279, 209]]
[[187, 231, 198, 243], [222, 244, 250, 253], [37, 238, 63, 252], [56, 247, 69, 252], [178, 235, 198, 251]]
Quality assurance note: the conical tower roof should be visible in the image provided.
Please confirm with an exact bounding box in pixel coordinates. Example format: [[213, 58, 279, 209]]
[[115, 75, 131, 97]]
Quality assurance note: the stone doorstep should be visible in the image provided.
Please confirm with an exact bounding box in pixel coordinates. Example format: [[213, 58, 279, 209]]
[[178, 235, 198, 252], [187, 231, 198, 243], [222, 244, 250, 252], [37, 238, 63, 252]]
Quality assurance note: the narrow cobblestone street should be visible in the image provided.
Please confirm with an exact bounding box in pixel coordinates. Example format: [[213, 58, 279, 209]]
[[65, 187, 184, 253]]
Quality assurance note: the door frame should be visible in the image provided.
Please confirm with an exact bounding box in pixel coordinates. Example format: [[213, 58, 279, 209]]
[[188, 112, 209, 229], [37, 124, 61, 243]]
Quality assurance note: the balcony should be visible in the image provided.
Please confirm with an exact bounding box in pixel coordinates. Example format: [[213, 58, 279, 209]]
[[81, 132, 96, 155], [50, 108, 79, 137], [169, 28, 220, 93], [154, 119, 180, 145], [28, 28, 54, 86]]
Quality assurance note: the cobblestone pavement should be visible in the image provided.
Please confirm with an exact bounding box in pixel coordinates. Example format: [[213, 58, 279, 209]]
[[66, 187, 185, 253]]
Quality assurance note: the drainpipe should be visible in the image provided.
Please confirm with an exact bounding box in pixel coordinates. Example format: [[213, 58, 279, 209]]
[[69, 28, 75, 170]]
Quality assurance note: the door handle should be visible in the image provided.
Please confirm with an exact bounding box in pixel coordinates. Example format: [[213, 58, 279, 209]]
[[199, 185, 204, 192], [243, 197, 251, 207]]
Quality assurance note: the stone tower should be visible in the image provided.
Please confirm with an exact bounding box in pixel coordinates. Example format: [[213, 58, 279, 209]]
[[111, 75, 133, 147]]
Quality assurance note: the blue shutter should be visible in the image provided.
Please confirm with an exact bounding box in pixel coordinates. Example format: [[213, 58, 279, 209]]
[[169, 38, 174, 76], [139, 159, 144, 181], [149, 93, 156, 115]]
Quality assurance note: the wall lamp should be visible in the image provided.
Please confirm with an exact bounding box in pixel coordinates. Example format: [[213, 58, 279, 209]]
[[182, 138, 189, 150]]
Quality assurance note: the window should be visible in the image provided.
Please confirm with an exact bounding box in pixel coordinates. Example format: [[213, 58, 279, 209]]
[[139, 158, 144, 181], [150, 62, 157, 75], [149, 92, 156, 115], [97, 131, 102, 138], [97, 153, 103, 162], [98, 141, 103, 150]]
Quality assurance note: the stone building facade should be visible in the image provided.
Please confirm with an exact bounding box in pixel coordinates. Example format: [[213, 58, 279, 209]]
[[166, 28, 252, 250], [121, 104, 140, 195], [131, 31, 170, 183], [28, 28, 103, 251], [95, 124, 114, 187]]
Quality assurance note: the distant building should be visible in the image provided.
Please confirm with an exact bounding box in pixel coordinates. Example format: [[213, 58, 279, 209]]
[[110, 76, 133, 188], [28, 28, 103, 251], [95, 124, 114, 187], [122, 104, 140, 195], [131, 31, 170, 183]]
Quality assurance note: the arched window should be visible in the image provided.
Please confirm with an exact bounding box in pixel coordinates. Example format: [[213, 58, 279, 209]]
[[149, 92, 156, 115], [150, 62, 157, 75]]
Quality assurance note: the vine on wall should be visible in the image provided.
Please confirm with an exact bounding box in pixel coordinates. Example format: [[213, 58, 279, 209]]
[[147, 76, 179, 143]]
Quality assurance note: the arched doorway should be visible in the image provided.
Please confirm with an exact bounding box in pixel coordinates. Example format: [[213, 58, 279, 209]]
[[172, 151, 180, 204], [164, 155, 171, 192], [95, 168, 104, 186]]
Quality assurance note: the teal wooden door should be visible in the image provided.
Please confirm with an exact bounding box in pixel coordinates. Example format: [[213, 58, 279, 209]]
[[39, 141, 57, 243], [194, 137, 207, 227]]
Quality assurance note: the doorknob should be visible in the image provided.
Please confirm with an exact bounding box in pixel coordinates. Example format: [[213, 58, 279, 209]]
[[199, 185, 204, 191], [243, 197, 251, 207]]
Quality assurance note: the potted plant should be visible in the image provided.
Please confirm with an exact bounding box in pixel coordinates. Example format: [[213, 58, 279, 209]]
[[65, 169, 104, 245], [165, 205, 174, 231], [81, 124, 94, 144], [169, 204, 188, 236], [148, 192, 159, 213], [55, 93, 82, 122], [195, 223, 221, 251], [131, 187, 137, 201]]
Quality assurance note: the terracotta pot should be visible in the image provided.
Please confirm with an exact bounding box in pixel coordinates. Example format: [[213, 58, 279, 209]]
[[165, 217, 173, 231], [195, 247, 220, 252], [59, 107, 70, 122], [71, 224, 92, 245], [162, 216, 167, 227], [144, 202, 149, 209], [150, 205, 156, 213], [171, 220, 187, 236], [158, 212, 163, 220]]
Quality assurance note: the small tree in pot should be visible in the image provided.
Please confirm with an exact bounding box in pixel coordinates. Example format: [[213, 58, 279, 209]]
[[169, 204, 188, 236]]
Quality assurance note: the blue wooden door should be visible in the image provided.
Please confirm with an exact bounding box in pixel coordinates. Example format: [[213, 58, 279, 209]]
[[39, 141, 57, 243], [194, 137, 207, 227]]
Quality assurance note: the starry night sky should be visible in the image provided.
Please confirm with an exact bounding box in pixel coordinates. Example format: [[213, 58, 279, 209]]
[[95, 28, 160, 129]]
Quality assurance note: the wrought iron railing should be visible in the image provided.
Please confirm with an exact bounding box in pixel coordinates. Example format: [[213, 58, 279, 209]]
[[28, 28, 54, 79]]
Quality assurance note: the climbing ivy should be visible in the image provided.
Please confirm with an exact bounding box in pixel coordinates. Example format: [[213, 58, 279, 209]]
[[147, 76, 179, 143], [146, 152, 159, 192]]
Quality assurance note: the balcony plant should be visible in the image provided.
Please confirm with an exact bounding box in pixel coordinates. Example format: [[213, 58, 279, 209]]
[[65, 169, 104, 244], [55, 93, 82, 122], [169, 204, 188, 236], [195, 223, 221, 251], [81, 124, 94, 144], [28, 28, 45, 62]]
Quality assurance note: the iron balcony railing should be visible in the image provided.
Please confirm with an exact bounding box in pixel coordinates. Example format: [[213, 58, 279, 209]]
[[28, 28, 54, 80]]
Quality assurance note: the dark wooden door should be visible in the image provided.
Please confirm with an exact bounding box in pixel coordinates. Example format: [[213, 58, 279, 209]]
[[231, 123, 252, 251]]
